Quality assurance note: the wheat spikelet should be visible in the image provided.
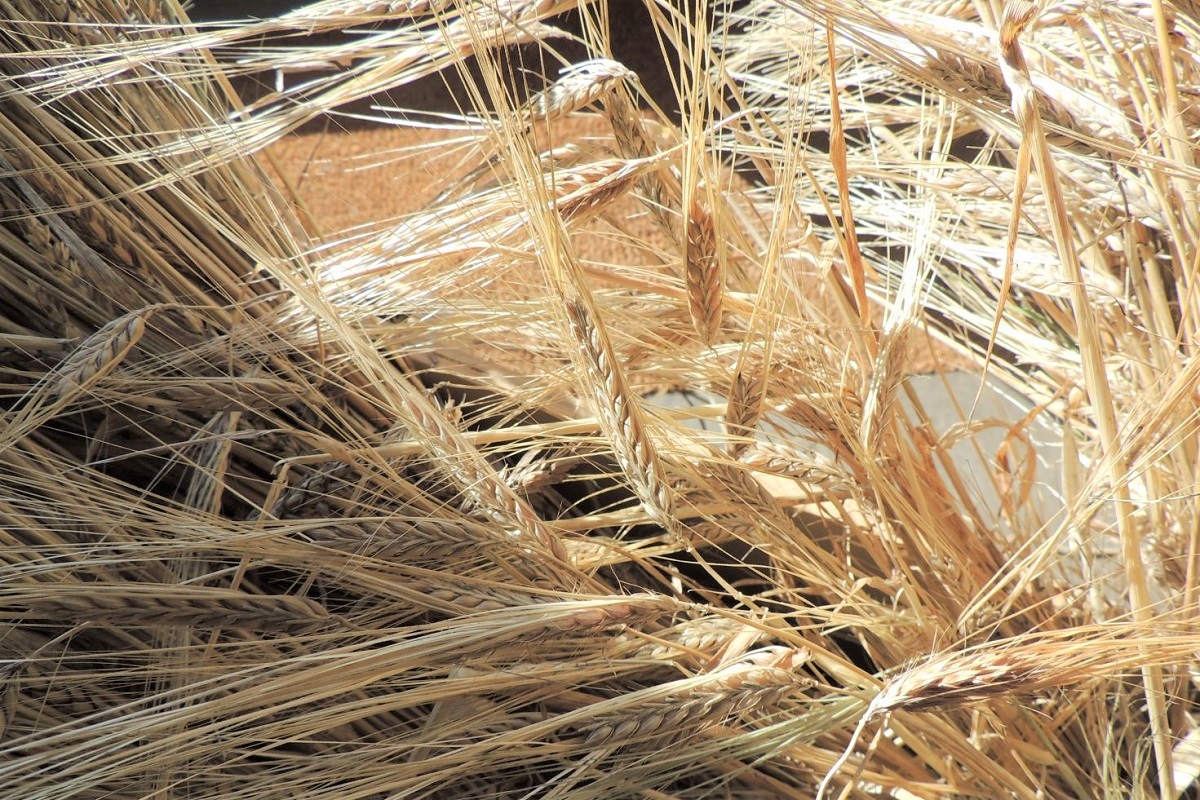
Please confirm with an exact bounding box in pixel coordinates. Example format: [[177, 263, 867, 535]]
[[120, 376, 310, 414], [562, 296, 676, 532], [685, 199, 722, 345], [873, 650, 1043, 713], [1043, 0, 1175, 37], [181, 409, 239, 515], [424, 583, 546, 614], [421, 587, 674, 639]]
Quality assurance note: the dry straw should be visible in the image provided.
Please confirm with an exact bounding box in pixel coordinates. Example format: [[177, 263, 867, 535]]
[[3, 0, 1199, 798]]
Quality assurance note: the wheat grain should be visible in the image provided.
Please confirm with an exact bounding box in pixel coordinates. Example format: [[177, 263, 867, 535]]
[[866, 628, 1200, 715]]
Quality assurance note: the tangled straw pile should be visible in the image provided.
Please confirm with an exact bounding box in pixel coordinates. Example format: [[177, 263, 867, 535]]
[[2, 0, 1199, 797]]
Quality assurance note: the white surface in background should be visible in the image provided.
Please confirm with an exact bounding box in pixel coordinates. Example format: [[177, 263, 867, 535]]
[[648, 370, 1065, 527]]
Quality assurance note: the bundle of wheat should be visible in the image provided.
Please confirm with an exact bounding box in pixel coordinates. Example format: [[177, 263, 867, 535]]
[[2, 1, 1198, 798]]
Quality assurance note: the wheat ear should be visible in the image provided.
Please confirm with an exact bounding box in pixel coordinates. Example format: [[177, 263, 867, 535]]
[[552, 158, 647, 223], [685, 199, 722, 345], [725, 361, 765, 457], [603, 86, 681, 237], [563, 296, 676, 533], [7, 585, 330, 631], [50, 305, 158, 399], [299, 517, 499, 564], [521, 58, 636, 127], [575, 646, 811, 746]]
